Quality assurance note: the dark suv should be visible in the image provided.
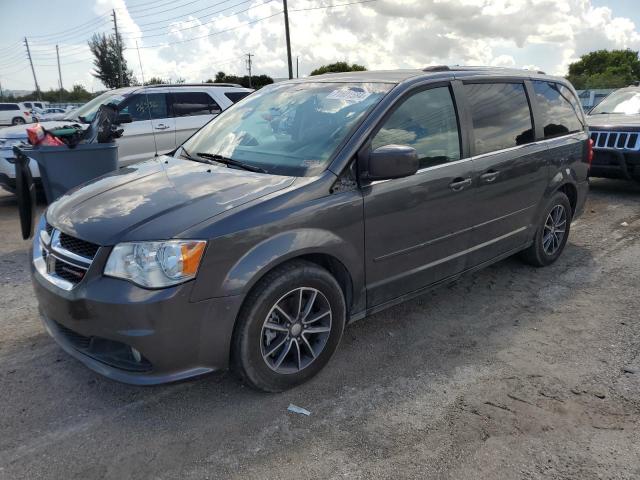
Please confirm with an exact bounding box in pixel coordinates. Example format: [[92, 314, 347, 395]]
[[586, 85, 640, 182], [32, 67, 590, 391]]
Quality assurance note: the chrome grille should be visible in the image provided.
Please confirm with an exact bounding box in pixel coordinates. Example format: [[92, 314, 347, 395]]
[[590, 131, 640, 151], [34, 225, 99, 290]]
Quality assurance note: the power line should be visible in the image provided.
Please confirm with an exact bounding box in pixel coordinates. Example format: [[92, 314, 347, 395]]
[[290, 0, 379, 12], [120, 0, 273, 41], [137, 10, 283, 48]]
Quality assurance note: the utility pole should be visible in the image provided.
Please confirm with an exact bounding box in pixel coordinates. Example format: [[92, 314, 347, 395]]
[[282, 0, 293, 79], [56, 44, 63, 101], [24, 37, 41, 100], [0, 78, 3, 101], [296, 56, 299, 78], [246, 53, 253, 88], [112, 9, 123, 87]]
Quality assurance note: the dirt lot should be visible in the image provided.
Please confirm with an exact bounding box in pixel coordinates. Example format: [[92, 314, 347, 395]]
[[0, 179, 639, 480]]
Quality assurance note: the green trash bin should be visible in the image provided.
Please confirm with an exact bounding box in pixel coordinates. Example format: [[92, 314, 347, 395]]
[[13, 143, 118, 204]]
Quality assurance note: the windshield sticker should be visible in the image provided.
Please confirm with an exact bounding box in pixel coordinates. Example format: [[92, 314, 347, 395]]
[[326, 88, 372, 103]]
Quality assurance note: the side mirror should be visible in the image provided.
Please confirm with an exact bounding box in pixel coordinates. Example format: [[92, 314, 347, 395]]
[[115, 112, 133, 124], [365, 144, 419, 181]]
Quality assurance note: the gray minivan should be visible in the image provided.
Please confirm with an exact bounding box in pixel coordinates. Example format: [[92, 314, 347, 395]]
[[32, 67, 590, 391]]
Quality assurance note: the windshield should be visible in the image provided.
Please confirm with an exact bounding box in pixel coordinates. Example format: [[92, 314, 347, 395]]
[[590, 89, 640, 115], [179, 82, 392, 176], [64, 89, 130, 123]]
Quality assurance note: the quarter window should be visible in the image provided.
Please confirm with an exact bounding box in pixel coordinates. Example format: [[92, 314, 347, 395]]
[[465, 83, 534, 155], [120, 93, 168, 121], [171, 92, 221, 116], [371, 86, 461, 168], [532, 81, 584, 138]]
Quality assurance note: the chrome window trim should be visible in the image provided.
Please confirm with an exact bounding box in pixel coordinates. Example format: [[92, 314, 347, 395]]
[[368, 132, 587, 186]]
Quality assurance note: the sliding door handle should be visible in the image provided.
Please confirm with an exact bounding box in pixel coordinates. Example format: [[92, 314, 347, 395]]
[[449, 177, 472, 191]]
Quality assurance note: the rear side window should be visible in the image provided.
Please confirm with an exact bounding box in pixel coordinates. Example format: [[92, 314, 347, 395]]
[[532, 81, 583, 138], [371, 86, 461, 168], [0, 104, 20, 111], [171, 92, 221, 116], [225, 91, 251, 103], [465, 83, 534, 155], [120, 93, 169, 121]]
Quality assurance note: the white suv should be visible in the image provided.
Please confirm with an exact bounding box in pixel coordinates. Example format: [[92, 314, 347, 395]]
[[0, 103, 33, 126], [0, 84, 253, 193]]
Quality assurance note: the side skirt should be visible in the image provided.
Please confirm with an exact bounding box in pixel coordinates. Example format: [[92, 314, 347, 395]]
[[348, 241, 532, 324]]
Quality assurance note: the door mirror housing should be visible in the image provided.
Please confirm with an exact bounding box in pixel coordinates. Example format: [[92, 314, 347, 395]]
[[115, 112, 133, 124], [364, 144, 419, 181]]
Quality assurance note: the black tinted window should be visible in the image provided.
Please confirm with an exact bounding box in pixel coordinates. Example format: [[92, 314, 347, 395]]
[[120, 93, 168, 120], [465, 83, 534, 155], [372, 86, 461, 168], [171, 92, 221, 116], [225, 91, 251, 103], [533, 81, 583, 138], [0, 104, 19, 111]]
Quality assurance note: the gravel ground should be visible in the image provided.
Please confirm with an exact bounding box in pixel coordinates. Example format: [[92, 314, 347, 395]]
[[0, 179, 639, 480]]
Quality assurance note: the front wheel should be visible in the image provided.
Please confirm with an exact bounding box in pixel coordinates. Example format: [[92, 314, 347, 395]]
[[232, 260, 346, 392], [520, 191, 572, 267]]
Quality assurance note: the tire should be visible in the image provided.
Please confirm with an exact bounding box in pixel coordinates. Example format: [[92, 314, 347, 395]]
[[11, 117, 26, 125], [232, 260, 346, 392], [520, 191, 572, 267]]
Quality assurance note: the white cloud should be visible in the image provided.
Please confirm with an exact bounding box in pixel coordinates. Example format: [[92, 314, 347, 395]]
[[5, 0, 640, 91]]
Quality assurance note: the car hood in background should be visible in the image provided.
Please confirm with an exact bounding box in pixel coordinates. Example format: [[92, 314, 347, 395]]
[[587, 113, 640, 129], [46, 156, 295, 245]]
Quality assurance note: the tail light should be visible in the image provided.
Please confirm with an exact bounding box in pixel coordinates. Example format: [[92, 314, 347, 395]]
[[24, 111, 30, 116], [587, 138, 594, 166]]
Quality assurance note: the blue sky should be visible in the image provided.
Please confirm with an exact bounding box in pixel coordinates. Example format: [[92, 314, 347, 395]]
[[1, 0, 640, 92]]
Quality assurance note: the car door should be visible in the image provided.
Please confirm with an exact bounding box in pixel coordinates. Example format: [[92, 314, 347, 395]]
[[460, 81, 550, 268], [0, 105, 10, 124], [170, 90, 222, 146], [117, 91, 175, 165], [363, 83, 476, 307]]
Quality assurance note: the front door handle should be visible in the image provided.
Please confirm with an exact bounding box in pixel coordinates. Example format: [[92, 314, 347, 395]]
[[449, 177, 472, 191], [155, 124, 170, 130], [480, 170, 500, 183]]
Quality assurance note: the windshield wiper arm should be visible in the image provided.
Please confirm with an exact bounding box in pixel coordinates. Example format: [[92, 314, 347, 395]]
[[196, 152, 267, 173], [178, 146, 203, 162]]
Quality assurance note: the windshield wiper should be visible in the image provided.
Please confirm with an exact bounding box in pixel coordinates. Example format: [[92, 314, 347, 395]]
[[196, 152, 267, 173], [178, 146, 201, 162]]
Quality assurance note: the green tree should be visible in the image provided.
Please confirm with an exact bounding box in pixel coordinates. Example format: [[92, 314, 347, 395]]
[[144, 77, 167, 85], [309, 61, 366, 76], [567, 49, 640, 89], [88, 33, 135, 89], [213, 71, 274, 89]]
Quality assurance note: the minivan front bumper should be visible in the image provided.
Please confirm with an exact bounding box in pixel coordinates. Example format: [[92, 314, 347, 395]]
[[31, 243, 243, 385]]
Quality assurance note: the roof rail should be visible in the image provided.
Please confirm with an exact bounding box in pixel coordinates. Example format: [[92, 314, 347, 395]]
[[422, 65, 450, 72], [144, 83, 245, 88]]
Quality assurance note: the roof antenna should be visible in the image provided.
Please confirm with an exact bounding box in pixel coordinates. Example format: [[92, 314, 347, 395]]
[[136, 40, 158, 157]]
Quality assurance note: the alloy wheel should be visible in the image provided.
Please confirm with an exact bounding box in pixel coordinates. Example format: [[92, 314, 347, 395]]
[[261, 287, 332, 374], [542, 204, 566, 256]]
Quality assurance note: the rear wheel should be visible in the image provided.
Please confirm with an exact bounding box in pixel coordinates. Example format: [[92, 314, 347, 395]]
[[11, 117, 26, 125], [520, 191, 572, 267], [232, 260, 346, 392]]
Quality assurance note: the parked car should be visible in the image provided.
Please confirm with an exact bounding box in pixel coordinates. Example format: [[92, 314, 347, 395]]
[[22, 100, 48, 110], [0, 102, 34, 126], [32, 107, 67, 122], [586, 85, 640, 183], [32, 67, 589, 391], [0, 83, 253, 193]]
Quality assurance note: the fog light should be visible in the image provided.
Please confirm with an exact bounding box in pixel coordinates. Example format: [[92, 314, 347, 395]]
[[131, 347, 142, 363]]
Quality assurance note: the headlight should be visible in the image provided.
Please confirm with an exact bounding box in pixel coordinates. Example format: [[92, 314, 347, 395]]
[[104, 240, 206, 288]]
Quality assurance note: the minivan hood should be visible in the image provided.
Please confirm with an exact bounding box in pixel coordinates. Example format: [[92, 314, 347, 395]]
[[587, 113, 640, 129], [47, 156, 295, 244]]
